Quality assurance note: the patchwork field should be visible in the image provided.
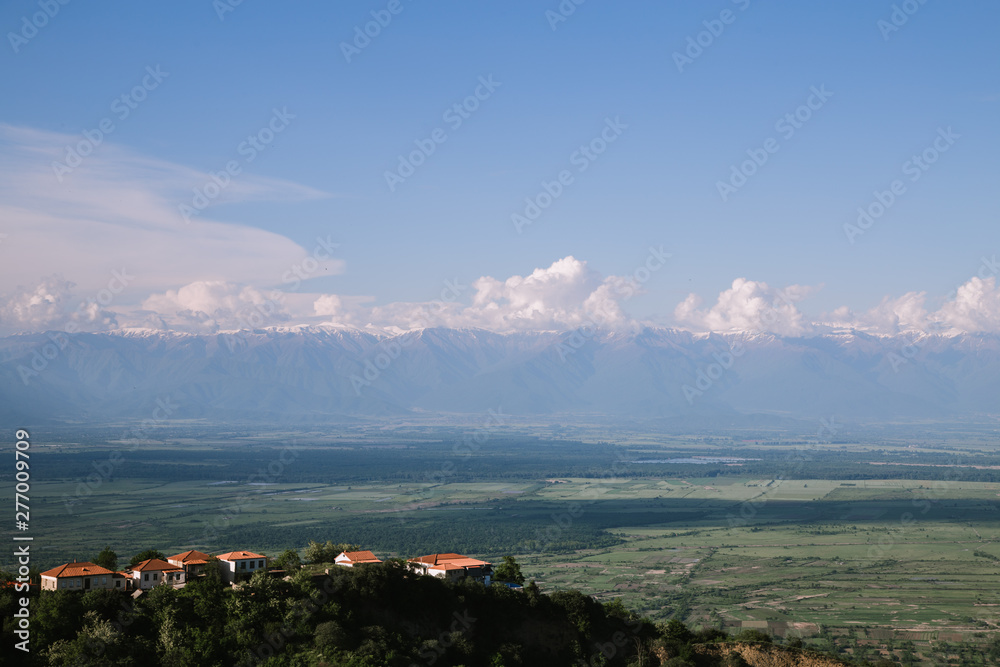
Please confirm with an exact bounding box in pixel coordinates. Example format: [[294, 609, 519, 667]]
[[5, 426, 1000, 664]]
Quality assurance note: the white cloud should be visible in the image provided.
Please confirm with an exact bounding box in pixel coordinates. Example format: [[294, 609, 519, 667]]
[[363, 256, 635, 332], [138, 281, 292, 332], [817, 277, 1000, 335], [0, 124, 343, 302], [674, 278, 814, 336], [937, 277, 1000, 333], [865, 292, 929, 333], [0, 276, 118, 335], [313, 294, 343, 318]]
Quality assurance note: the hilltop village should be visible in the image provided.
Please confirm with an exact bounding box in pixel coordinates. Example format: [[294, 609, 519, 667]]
[[38, 546, 507, 594]]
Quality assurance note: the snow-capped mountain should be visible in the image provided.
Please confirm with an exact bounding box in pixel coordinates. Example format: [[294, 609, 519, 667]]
[[1, 326, 998, 425]]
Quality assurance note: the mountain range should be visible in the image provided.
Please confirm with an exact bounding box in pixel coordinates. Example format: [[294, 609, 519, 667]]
[[2, 326, 998, 427]]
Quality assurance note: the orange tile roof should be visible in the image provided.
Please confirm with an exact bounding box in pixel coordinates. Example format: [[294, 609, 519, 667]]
[[338, 550, 381, 563], [428, 562, 466, 571], [167, 550, 212, 564], [132, 558, 183, 572], [408, 553, 491, 567], [40, 562, 114, 578], [217, 550, 266, 561], [443, 558, 490, 567]]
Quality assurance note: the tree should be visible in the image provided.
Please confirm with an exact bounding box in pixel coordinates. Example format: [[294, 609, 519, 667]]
[[93, 546, 118, 571], [271, 548, 302, 572], [303, 540, 359, 564], [659, 619, 694, 645], [734, 628, 772, 644], [129, 549, 166, 568], [198, 555, 225, 587], [492, 555, 525, 585]]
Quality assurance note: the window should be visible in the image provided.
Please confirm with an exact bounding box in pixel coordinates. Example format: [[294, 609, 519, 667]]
[[249, 560, 255, 569], [102, 577, 107, 584], [115, 581, 120, 588], [153, 573, 158, 581], [240, 561, 246, 570], [144, 574, 149, 581], [259, 560, 264, 569]]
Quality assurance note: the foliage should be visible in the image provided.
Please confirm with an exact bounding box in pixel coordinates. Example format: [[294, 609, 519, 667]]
[[4, 563, 692, 667], [271, 548, 302, 572], [303, 540, 360, 564], [129, 549, 166, 568], [93, 546, 118, 571], [733, 628, 772, 644], [493, 555, 525, 585]]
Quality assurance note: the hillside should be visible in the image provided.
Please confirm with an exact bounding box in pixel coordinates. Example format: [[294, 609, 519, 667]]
[[693, 643, 852, 667], [1, 559, 858, 667]]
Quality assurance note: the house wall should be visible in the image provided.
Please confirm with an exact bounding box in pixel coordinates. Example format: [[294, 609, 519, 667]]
[[134, 570, 184, 590], [221, 558, 266, 583], [168, 559, 204, 576], [45, 575, 114, 591]]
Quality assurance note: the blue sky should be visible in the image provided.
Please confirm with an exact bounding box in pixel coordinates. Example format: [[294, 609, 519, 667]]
[[1, 0, 998, 335]]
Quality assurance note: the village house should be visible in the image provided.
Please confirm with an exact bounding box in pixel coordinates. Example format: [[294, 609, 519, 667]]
[[131, 558, 186, 590], [217, 550, 267, 583], [334, 550, 382, 567], [167, 549, 213, 576], [40, 562, 122, 592], [408, 553, 492, 584]]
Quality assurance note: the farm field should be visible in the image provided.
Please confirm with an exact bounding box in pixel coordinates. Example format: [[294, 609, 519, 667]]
[[5, 424, 1000, 664]]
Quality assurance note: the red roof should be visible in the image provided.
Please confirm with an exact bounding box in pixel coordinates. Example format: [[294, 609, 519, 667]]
[[408, 553, 490, 568], [428, 562, 466, 571], [217, 550, 266, 561], [337, 550, 381, 563], [167, 550, 212, 565], [132, 558, 183, 573], [40, 562, 114, 578]]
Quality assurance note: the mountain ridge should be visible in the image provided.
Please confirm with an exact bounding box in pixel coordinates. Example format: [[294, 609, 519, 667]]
[[2, 326, 997, 426]]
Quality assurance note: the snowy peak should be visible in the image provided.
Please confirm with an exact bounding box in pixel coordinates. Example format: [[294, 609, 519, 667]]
[[1, 327, 998, 425]]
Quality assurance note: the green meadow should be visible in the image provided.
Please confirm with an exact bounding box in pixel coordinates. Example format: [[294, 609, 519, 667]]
[[5, 424, 1000, 664]]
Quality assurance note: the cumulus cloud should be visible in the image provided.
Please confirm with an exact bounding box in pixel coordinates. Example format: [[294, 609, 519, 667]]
[[817, 276, 1000, 335], [313, 294, 343, 318], [674, 278, 815, 336], [842, 292, 929, 333], [0, 276, 118, 335], [365, 256, 635, 332], [937, 277, 1000, 333], [140, 281, 292, 333]]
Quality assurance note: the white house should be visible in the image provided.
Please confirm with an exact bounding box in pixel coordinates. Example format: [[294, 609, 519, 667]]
[[334, 550, 382, 567], [40, 562, 117, 591], [217, 550, 267, 583], [167, 550, 213, 576], [131, 558, 186, 590], [408, 553, 492, 584]]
